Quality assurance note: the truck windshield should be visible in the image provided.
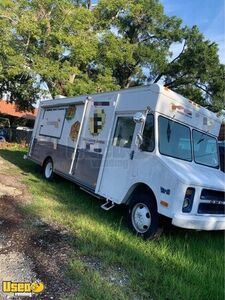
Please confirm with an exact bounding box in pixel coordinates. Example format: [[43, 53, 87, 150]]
[[193, 130, 219, 168], [158, 116, 192, 161], [158, 116, 219, 168]]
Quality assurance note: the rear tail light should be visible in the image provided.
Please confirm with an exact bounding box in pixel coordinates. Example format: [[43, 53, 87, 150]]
[[182, 188, 195, 213]]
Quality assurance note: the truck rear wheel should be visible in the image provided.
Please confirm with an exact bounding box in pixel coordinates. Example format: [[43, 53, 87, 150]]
[[43, 158, 54, 180], [127, 193, 159, 239]]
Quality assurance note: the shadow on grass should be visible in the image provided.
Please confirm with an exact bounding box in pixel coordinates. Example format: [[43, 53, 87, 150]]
[[0, 148, 41, 173], [0, 148, 224, 299], [0, 148, 126, 225]]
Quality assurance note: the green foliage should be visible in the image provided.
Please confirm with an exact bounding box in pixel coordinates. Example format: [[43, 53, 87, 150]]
[[0, 0, 224, 111], [157, 26, 225, 111], [95, 0, 183, 88]]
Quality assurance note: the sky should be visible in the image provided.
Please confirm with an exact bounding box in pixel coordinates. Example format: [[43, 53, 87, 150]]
[[160, 0, 225, 63]]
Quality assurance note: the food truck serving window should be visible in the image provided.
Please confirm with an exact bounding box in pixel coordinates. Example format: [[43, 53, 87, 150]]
[[158, 116, 192, 161], [113, 116, 135, 148], [40, 108, 66, 138], [193, 130, 219, 168]]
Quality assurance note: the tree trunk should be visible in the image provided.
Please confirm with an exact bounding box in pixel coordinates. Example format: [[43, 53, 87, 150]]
[[87, 0, 92, 10]]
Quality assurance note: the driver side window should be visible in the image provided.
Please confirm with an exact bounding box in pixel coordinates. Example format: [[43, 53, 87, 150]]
[[112, 116, 135, 148]]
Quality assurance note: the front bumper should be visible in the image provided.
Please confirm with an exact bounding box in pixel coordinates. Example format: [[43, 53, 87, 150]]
[[172, 213, 225, 230]]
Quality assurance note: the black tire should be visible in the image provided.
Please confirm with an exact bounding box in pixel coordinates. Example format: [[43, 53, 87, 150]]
[[43, 158, 54, 181], [127, 193, 159, 239]]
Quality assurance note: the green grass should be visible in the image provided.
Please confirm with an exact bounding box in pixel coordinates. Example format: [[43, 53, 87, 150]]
[[0, 146, 224, 300]]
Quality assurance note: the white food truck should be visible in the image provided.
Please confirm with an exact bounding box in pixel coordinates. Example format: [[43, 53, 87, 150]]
[[27, 84, 225, 238]]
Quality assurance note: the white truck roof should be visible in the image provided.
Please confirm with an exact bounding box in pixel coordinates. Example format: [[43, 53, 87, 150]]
[[40, 83, 221, 137]]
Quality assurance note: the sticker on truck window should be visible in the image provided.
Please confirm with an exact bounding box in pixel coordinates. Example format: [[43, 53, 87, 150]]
[[89, 109, 106, 136], [70, 121, 80, 141], [66, 105, 76, 120]]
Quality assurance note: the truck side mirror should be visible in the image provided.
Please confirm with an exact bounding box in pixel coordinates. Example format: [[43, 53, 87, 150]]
[[133, 112, 146, 123], [133, 112, 146, 147]]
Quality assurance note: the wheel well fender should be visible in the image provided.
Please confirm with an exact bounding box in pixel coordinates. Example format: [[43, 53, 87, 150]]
[[42, 156, 53, 168], [123, 183, 158, 210]]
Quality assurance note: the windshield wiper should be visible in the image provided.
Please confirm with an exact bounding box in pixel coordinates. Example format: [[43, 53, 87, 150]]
[[197, 137, 205, 144], [196, 131, 206, 144]]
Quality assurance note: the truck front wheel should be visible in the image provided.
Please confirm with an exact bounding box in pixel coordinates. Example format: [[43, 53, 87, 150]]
[[43, 158, 54, 180], [127, 193, 159, 239]]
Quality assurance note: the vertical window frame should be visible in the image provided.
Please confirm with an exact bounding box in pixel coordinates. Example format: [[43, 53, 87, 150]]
[[140, 113, 155, 153]]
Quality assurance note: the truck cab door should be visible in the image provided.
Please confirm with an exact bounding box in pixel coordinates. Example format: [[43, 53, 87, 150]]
[[97, 113, 139, 203]]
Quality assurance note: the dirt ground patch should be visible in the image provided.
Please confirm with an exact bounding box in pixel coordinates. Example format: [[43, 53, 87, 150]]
[[0, 154, 77, 300]]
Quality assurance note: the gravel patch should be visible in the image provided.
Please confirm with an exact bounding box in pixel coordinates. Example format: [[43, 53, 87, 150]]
[[0, 152, 77, 299]]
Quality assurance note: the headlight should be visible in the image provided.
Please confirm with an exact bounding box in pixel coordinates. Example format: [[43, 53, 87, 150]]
[[182, 188, 195, 213], [183, 198, 190, 209]]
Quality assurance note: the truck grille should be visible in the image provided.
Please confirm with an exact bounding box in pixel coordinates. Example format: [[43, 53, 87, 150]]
[[200, 189, 225, 202], [198, 189, 225, 215], [198, 203, 225, 215]]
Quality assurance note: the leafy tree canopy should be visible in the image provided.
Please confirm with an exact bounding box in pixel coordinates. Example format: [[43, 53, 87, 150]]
[[0, 0, 224, 111]]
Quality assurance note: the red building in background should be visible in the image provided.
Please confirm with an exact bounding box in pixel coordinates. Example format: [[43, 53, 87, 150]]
[[0, 99, 37, 127]]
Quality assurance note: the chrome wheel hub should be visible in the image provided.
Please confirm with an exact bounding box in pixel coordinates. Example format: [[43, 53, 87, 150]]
[[45, 162, 53, 178], [131, 203, 151, 233]]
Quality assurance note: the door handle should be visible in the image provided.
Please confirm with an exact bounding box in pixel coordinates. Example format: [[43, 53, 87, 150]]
[[130, 150, 135, 160]]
